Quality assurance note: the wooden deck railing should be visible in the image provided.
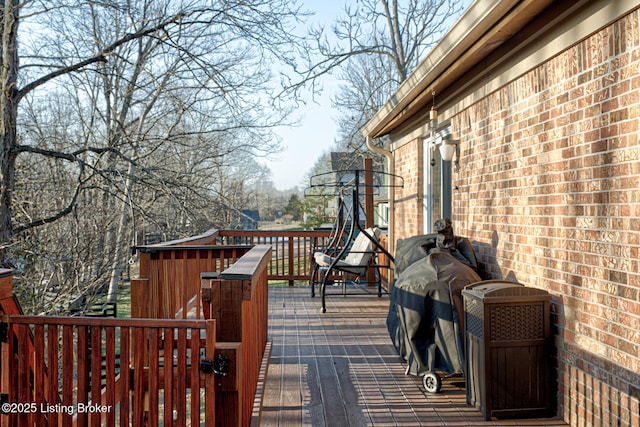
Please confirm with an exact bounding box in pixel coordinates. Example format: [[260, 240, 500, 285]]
[[216, 229, 392, 289], [134, 227, 391, 291], [0, 270, 218, 427], [201, 244, 270, 427], [215, 229, 334, 286], [133, 236, 272, 427], [2, 316, 216, 427], [133, 241, 252, 319]]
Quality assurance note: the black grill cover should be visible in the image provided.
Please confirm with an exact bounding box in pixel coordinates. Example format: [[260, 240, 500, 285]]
[[387, 245, 481, 376]]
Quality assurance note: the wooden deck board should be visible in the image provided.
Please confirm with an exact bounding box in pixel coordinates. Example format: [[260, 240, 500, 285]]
[[260, 286, 568, 427]]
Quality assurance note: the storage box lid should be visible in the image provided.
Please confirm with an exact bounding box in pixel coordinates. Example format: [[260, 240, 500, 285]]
[[462, 280, 551, 302]]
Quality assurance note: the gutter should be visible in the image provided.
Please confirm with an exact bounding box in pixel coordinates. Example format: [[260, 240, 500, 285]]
[[362, 0, 528, 138]]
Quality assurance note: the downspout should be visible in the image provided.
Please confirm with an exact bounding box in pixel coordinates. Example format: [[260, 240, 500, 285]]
[[365, 136, 396, 258]]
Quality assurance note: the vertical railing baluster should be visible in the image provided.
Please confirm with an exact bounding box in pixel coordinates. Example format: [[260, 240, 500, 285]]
[[132, 327, 146, 427], [90, 326, 102, 426], [189, 327, 201, 426], [163, 327, 174, 423], [61, 325, 74, 427], [46, 325, 58, 427], [119, 326, 130, 426], [176, 328, 187, 427], [16, 324, 30, 426], [33, 325, 46, 426], [105, 327, 117, 427], [76, 326, 90, 426], [147, 328, 159, 425]]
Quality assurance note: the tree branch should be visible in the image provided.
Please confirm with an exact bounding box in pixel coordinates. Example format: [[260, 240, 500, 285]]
[[13, 165, 86, 234], [16, 10, 191, 103], [13, 144, 141, 167]]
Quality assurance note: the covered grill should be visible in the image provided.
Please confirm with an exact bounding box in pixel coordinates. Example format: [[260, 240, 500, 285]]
[[387, 219, 480, 392]]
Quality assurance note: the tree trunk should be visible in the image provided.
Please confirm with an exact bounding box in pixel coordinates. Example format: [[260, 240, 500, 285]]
[[106, 160, 136, 304], [0, 1, 20, 266]]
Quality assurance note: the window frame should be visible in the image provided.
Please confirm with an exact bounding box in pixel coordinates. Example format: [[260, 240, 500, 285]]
[[423, 129, 453, 233]]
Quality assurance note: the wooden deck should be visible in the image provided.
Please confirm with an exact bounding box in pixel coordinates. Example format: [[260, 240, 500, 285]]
[[259, 286, 568, 427]]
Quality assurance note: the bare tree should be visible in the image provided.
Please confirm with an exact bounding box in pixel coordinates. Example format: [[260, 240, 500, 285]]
[[332, 53, 398, 156], [298, 0, 466, 154], [1, 0, 308, 313], [300, 0, 465, 85]]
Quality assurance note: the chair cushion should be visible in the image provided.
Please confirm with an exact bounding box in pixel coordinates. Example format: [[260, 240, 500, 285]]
[[313, 227, 381, 275], [344, 227, 380, 266], [313, 252, 367, 274]]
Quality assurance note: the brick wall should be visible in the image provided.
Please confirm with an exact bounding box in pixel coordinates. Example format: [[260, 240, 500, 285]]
[[451, 9, 640, 426], [393, 138, 424, 240]]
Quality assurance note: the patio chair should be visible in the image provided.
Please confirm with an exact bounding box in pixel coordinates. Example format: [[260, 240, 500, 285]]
[[313, 227, 385, 312], [308, 196, 352, 297]]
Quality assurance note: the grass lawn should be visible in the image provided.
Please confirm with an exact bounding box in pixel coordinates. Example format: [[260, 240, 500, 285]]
[[268, 280, 310, 287], [112, 280, 310, 318], [116, 282, 131, 317], [88, 282, 132, 317]]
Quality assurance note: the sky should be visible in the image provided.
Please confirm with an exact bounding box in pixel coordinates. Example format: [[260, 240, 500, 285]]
[[262, 0, 345, 191], [267, 79, 340, 191], [263, 0, 472, 191]]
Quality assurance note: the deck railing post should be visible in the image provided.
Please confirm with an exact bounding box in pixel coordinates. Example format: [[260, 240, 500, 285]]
[[205, 319, 217, 427], [130, 278, 150, 318], [0, 268, 15, 418], [364, 158, 374, 229], [131, 251, 151, 318], [288, 237, 294, 286], [0, 269, 13, 300], [199, 245, 270, 427], [201, 273, 215, 320]]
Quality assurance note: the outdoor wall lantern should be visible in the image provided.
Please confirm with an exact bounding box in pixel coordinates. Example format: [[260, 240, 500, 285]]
[[429, 100, 460, 171], [438, 138, 460, 172]]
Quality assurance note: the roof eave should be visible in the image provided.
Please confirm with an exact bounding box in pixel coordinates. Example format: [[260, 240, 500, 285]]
[[362, 0, 531, 139]]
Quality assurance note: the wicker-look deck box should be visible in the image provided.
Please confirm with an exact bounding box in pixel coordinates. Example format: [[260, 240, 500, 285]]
[[462, 280, 554, 420]]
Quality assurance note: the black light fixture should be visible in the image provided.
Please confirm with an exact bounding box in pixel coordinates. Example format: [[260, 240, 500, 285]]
[[429, 92, 438, 167]]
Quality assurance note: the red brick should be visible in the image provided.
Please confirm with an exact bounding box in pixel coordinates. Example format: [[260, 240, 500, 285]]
[[393, 10, 640, 426]]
